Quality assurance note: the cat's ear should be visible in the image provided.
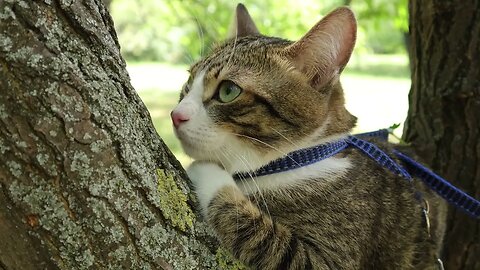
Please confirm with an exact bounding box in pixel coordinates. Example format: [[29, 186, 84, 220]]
[[286, 7, 356, 89], [229, 4, 260, 38]]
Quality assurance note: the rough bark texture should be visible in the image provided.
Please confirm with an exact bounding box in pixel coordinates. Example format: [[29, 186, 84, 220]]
[[0, 1, 227, 269], [404, 1, 480, 269]]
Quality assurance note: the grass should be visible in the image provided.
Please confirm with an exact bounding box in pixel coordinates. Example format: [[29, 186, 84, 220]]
[[345, 54, 410, 79], [139, 89, 192, 165], [133, 53, 411, 166]]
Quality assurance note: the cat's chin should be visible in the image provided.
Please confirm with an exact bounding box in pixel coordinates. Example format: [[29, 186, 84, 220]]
[[177, 128, 306, 174], [179, 138, 224, 164], [181, 141, 265, 174], [174, 128, 224, 160], [179, 141, 208, 161]]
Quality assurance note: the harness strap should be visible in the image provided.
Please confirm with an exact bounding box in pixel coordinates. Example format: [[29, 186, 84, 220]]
[[359, 129, 480, 219], [395, 150, 480, 219], [346, 136, 411, 179], [233, 140, 349, 180], [232, 129, 480, 219]]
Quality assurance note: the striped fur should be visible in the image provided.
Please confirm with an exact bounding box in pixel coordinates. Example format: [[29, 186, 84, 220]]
[[176, 5, 446, 270], [202, 146, 447, 270]]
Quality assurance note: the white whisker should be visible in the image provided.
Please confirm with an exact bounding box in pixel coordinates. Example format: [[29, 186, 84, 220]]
[[193, 16, 205, 58], [227, 153, 261, 231], [217, 150, 243, 233], [227, 149, 273, 223], [225, 27, 238, 70], [270, 126, 301, 149], [225, 131, 302, 168]]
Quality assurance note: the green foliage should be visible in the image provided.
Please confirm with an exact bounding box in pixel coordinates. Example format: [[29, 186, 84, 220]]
[[388, 123, 402, 131], [111, 0, 408, 62], [350, 0, 408, 53], [387, 123, 410, 145]]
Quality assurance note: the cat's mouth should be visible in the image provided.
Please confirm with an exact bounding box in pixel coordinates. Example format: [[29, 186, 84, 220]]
[[174, 125, 224, 158]]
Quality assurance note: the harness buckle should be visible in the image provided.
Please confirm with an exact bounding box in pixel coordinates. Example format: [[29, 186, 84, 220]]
[[437, 258, 445, 270], [422, 198, 431, 238]]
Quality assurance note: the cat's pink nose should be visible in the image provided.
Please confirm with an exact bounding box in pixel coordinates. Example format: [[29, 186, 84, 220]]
[[171, 110, 190, 128]]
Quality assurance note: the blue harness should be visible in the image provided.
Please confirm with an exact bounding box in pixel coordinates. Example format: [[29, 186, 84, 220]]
[[233, 129, 480, 219]]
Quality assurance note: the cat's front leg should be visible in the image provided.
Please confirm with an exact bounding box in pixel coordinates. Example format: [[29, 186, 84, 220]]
[[186, 161, 236, 216], [187, 161, 325, 270]]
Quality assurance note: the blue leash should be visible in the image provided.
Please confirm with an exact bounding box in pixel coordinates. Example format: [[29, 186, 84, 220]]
[[233, 129, 480, 219]]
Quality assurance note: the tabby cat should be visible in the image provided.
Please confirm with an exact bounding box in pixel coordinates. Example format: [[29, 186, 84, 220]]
[[171, 4, 446, 270]]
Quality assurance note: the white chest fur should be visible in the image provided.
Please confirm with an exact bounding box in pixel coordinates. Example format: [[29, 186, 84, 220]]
[[236, 156, 352, 195]]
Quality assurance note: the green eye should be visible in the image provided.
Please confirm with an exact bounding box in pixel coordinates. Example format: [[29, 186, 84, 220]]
[[217, 80, 242, 103]]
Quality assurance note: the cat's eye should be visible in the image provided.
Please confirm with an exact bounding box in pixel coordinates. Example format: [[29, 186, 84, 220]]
[[217, 80, 242, 103]]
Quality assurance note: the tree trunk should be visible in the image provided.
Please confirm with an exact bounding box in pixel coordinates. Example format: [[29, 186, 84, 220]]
[[404, 1, 480, 269], [0, 1, 227, 269], [103, 0, 112, 9]]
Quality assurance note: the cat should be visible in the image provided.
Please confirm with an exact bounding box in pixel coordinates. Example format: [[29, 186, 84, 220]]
[[171, 4, 446, 270]]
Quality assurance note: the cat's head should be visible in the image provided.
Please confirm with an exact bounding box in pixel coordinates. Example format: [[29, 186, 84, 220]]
[[172, 4, 357, 173]]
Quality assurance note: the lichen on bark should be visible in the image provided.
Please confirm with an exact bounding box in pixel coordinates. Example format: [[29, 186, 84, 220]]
[[156, 169, 195, 232], [0, 0, 220, 269], [215, 248, 249, 270]]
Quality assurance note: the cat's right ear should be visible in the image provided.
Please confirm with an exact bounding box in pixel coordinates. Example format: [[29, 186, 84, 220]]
[[228, 4, 260, 38], [286, 7, 357, 89]]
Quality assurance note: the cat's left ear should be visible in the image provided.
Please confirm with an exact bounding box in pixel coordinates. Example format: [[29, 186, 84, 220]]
[[286, 7, 356, 89], [228, 4, 260, 38]]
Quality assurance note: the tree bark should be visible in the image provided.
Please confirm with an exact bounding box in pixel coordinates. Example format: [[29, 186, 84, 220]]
[[103, 0, 111, 9], [0, 1, 225, 269], [405, 1, 480, 269]]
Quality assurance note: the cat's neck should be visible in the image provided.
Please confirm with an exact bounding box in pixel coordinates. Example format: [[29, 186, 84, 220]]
[[236, 155, 352, 195], [223, 81, 356, 176], [322, 81, 357, 136], [224, 124, 351, 175], [233, 125, 353, 194], [231, 119, 354, 194]]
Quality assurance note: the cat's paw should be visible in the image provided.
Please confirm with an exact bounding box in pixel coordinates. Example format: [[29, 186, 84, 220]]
[[187, 161, 236, 216]]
